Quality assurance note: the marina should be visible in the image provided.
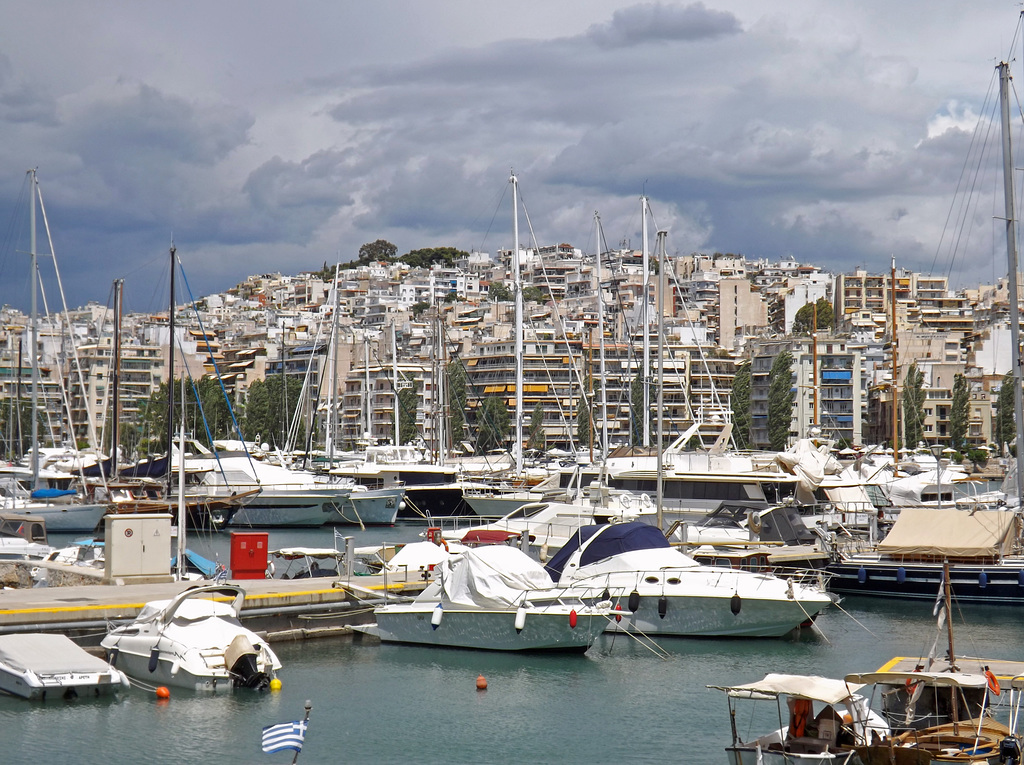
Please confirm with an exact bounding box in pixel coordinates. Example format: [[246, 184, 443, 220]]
[[0, 522, 1021, 763]]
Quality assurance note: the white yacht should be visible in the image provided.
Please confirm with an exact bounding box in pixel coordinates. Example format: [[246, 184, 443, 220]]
[[548, 522, 833, 638]]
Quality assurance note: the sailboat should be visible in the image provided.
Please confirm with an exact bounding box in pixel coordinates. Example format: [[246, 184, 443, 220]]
[[1, 171, 108, 534], [826, 61, 1024, 605]]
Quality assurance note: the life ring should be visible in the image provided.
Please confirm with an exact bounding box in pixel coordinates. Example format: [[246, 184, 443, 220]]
[[985, 669, 1001, 696], [439, 538, 450, 552]]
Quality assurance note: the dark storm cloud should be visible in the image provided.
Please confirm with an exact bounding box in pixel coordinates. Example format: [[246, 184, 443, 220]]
[[0, 2, 1014, 309], [587, 2, 742, 48]]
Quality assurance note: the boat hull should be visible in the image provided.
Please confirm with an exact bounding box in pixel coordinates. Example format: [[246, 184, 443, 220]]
[[373, 603, 606, 651], [605, 588, 830, 638], [329, 487, 402, 525], [726, 746, 852, 764], [227, 490, 347, 527], [398, 485, 468, 518], [3, 503, 108, 534], [0, 667, 128, 700], [828, 557, 1024, 605], [105, 647, 238, 692]]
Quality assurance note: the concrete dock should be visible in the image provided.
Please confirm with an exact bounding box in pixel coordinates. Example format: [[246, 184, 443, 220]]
[[0, 569, 427, 644]]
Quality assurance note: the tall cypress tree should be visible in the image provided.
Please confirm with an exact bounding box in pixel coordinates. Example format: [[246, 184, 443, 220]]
[[996, 370, 1017, 450], [902, 362, 925, 450], [731, 362, 751, 449], [949, 373, 969, 451], [766, 350, 794, 450]]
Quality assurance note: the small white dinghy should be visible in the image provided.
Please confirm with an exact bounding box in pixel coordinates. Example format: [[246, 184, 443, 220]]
[[0, 633, 129, 700]]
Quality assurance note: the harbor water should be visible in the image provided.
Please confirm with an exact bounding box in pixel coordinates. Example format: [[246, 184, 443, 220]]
[[4, 523, 1024, 764]]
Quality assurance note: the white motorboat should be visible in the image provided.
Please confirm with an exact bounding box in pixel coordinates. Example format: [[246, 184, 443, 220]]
[[101, 584, 281, 691], [363, 545, 613, 651], [547, 522, 833, 638], [709, 673, 890, 764], [0, 633, 129, 700]]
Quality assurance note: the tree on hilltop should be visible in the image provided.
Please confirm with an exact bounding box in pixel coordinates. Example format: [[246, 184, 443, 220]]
[[792, 299, 834, 335]]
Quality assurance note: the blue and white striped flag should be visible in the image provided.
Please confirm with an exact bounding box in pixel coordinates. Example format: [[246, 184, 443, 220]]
[[262, 720, 308, 754]]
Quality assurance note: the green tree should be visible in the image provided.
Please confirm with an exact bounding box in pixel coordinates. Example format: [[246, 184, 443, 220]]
[[577, 391, 593, 452], [411, 301, 430, 318], [996, 370, 1017, 450], [767, 350, 795, 450], [447, 360, 467, 447], [241, 375, 305, 449], [629, 371, 647, 446], [397, 379, 419, 445], [527, 403, 545, 451], [358, 239, 397, 265], [949, 373, 969, 451], [475, 395, 509, 454], [731, 362, 751, 450], [522, 285, 547, 303], [487, 281, 513, 301], [0, 398, 33, 460], [791, 298, 834, 335], [902, 362, 925, 450], [399, 246, 467, 269]]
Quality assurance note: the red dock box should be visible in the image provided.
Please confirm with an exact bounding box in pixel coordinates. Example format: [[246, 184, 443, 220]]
[[230, 531, 268, 579]]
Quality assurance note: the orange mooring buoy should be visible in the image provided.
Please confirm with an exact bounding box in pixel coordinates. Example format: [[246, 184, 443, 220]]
[[155, 686, 170, 699], [476, 675, 488, 691]]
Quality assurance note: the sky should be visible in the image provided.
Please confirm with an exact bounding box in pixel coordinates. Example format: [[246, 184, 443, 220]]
[[0, 1, 1022, 314]]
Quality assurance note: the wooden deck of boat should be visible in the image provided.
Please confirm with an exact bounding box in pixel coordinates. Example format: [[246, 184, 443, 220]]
[[0, 572, 426, 638], [879, 655, 1024, 680]]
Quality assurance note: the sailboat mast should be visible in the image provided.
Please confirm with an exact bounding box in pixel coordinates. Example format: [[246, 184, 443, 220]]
[[655, 230, 667, 530], [998, 61, 1024, 502], [112, 279, 123, 478], [167, 244, 176, 496], [28, 170, 39, 491], [392, 320, 400, 445], [328, 265, 340, 464], [176, 379, 186, 582], [363, 333, 371, 442], [511, 172, 524, 476], [642, 196, 651, 447], [890, 256, 899, 461], [595, 212, 608, 462]]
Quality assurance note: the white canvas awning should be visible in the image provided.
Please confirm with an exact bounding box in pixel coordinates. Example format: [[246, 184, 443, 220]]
[[876, 507, 1016, 557], [709, 673, 862, 704]]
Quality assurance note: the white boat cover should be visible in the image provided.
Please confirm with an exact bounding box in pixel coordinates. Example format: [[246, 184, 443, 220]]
[[714, 673, 863, 704], [0, 634, 114, 674], [876, 507, 1016, 557], [440, 545, 555, 609], [386, 540, 467, 572], [136, 598, 237, 623], [775, 439, 842, 499]]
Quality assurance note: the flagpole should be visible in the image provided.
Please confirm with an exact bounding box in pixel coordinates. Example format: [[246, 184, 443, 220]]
[[292, 700, 312, 764]]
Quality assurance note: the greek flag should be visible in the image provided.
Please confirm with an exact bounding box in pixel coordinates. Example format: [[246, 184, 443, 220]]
[[262, 720, 308, 754]]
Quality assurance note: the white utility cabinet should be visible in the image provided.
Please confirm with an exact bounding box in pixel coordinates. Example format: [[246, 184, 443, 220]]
[[103, 513, 174, 584]]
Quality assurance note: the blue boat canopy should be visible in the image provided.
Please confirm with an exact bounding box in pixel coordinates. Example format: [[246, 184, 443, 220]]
[[30, 488, 77, 500], [544, 521, 668, 580]]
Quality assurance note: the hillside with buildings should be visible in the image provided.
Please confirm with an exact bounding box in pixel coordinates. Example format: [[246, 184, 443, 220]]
[[0, 244, 1015, 463]]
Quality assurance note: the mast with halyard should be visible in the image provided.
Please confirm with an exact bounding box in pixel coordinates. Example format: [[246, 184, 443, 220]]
[[998, 61, 1024, 506]]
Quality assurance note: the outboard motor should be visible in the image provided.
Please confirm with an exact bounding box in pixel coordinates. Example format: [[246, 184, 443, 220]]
[[1000, 736, 1022, 764], [225, 634, 270, 691]]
